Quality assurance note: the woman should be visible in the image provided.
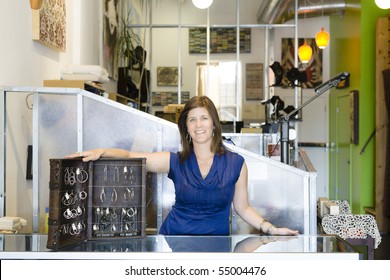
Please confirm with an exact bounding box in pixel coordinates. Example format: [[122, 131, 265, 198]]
[[66, 96, 298, 236]]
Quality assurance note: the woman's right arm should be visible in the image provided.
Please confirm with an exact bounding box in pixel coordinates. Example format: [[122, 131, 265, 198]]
[[65, 148, 170, 173]]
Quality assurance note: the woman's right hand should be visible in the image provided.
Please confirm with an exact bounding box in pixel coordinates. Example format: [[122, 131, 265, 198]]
[[65, 148, 105, 162]]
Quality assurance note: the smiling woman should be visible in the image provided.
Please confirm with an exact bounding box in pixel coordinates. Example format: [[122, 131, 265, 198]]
[[65, 95, 299, 237]]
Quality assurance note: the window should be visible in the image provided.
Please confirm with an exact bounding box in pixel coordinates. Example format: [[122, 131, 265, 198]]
[[196, 61, 241, 122]]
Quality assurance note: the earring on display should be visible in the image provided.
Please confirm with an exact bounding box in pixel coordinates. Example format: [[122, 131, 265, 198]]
[[100, 187, 106, 203], [111, 188, 118, 202]]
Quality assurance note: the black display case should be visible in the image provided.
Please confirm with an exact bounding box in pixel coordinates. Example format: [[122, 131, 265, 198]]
[[47, 158, 146, 250]]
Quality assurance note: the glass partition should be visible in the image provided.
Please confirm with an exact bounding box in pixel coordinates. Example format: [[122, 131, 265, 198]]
[[1, 87, 316, 235]]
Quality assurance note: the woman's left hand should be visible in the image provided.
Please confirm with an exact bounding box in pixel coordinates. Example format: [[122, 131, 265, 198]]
[[271, 227, 299, 236]]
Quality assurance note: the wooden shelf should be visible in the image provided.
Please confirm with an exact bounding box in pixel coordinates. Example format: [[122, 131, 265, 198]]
[[43, 79, 137, 106], [107, 92, 136, 106], [43, 79, 105, 95]]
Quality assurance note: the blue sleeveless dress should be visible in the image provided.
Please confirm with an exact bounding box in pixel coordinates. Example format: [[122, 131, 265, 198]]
[[159, 148, 244, 235]]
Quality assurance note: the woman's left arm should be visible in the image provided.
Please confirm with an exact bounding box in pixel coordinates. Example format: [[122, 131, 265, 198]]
[[232, 162, 299, 236]]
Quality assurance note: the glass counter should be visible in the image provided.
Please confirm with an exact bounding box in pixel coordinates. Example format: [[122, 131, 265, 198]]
[[0, 234, 360, 260]]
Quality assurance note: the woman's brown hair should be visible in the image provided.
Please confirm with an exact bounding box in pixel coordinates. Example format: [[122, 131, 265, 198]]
[[177, 95, 225, 162]]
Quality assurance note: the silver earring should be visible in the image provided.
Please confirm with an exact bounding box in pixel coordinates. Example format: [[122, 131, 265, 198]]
[[111, 188, 118, 202], [186, 133, 192, 143], [100, 187, 106, 202]]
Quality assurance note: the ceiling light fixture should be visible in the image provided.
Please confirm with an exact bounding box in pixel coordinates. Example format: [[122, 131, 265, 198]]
[[315, 27, 330, 49], [315, 2, 330, 49], [29, 0, 43, 10], [375, 0, 390, 9], [298, 0, 312, 63], [192, 0, 213, 9], [298, 41, 313, 63]]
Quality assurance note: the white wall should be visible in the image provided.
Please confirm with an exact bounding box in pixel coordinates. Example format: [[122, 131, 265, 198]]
[[0, 0, 100, 87], [0, 0, 101, 232]]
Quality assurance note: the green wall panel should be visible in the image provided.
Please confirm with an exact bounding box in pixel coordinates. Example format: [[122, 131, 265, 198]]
[[329, 0, 389, 213]]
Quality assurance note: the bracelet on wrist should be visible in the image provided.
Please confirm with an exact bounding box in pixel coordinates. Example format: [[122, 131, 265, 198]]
[[266, 225, 275, 235], [259, 219, 267, 231]]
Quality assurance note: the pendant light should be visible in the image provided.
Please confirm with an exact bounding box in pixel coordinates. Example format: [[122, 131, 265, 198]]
[[315, 27, 330, 49], [29, 0, 43, 10], [298, 0, 312, 63], [375, 0, 390, 9], [298, 41, 312, 63], [192, 0, 213, 9]]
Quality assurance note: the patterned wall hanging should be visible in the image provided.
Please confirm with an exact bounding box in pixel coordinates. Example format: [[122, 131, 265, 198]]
[[32, 0, 66, 52], [281, 38, 322, 89], [246, 63, 263, 101], [152, 91, 190, 106], [157, 67, 181, 86], [103, 0, 121, 80], [189, 28, 251, 54]]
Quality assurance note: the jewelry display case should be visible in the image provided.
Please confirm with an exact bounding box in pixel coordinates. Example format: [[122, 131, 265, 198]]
[[47, 158, 146, 250]]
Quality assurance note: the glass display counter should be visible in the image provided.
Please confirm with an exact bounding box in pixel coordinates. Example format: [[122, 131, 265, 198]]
[[0, 234, 360, 260]]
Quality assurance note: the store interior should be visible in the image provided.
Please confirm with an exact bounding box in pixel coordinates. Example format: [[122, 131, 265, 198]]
[[0, 0, 389, 260]]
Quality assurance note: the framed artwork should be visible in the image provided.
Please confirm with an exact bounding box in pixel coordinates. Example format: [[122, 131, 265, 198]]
[[281, 38, 323, 88], [246, 63, 263, 101], [152, 91, 190, 106], [350, 90, 359, 145], [189, 28, 251, 54], [157, 67, 180, 86], [32, 0, 66, 52], [103, 0, 121, 80]]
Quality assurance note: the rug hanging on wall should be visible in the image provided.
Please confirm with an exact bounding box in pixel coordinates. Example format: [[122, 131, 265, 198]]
[[32, 0, 66, 52], [281, 38, 322, 89]]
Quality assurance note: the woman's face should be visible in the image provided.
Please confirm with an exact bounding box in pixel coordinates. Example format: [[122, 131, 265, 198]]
[[186, 107, 214, 145]]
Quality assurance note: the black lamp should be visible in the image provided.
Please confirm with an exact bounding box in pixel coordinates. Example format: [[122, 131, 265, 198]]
[[286, 67, 307, 85], [269, 62, 284, 86], [279, 72, 351, 164]]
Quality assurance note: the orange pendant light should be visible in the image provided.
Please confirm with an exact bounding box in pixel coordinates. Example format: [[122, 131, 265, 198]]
[[315, 27, 330, 49], [298, 41, 313, 63], [29, 0, 43, 10]]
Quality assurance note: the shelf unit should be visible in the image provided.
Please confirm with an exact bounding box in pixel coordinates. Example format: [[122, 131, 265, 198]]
[[43, 80, 136, 106]]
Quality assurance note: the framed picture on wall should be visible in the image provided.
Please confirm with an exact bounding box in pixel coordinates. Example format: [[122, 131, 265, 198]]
[[152, 91, 190, 106], [246, 63, 263, 101], [32, 0, 66, 52], [157, 67, 181, 86], [281, 38, 323, 88], [102, 0, 121, 80], [189, 28, 251, 54]]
